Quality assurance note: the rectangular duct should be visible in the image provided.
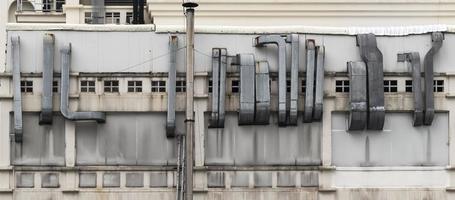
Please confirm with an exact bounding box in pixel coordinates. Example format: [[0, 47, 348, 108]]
[[39, 33, 55, 125], [287, 34, 299, 125], [423, 32, 443, 125], [11, 36, 23, 143], [347, 61, 367, 131], [238, 54, 256, 125], [303, 39, 316, 123], [209, 48, 227, 128], [91, 0, 105, 24], [254, 61, 270, 125], [313, 46, 325, 121], [166, 35, 178, 137]]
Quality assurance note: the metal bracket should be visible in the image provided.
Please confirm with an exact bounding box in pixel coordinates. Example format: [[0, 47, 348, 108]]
[[348, 62, 368, 131], [209, 48, 227, 128], [11, 36, 23, 143], [423, 32, 444, 125], [39, 33, 55, 125], [238, 54, 256, 125], [166, 35, 178, 137], [254, 35, 287, 126], [398, 52, 424, 126], [357, 34, 385, 130]]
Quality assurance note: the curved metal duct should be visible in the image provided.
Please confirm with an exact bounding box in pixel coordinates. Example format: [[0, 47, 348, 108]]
[[238, 54, 256, 125], [398, 52, 424, 126], [60, 44, 106, 123], [303, 39, 316, 123], [255, 61, 270, 125], [347, 62, 367, 131], [166, 35, 178, 137], [209, 48, 227, 128], [39, 33, 55, 125], [287, 34, 299, 125], [356, 34, 385, 130], [11, 36, 23, 143], [313, 46, 325, 121], [254, 35, 287, 126], [423, 32, 443, 126]]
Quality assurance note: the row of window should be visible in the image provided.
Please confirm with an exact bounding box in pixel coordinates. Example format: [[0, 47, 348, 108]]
[[335, 80, 445, 93], [18, 79, 445, 94], [85, 12, 133, 25]]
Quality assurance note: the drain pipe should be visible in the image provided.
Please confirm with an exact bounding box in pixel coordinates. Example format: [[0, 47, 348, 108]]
[[39, 33, 55, 125], [254, 35, 287, 126], [60, 44, 106, 123], [183, 2, 198, 200], [11, 36, 23, 143], [166, 35, 178, 137], [423, 32, 443, 125]]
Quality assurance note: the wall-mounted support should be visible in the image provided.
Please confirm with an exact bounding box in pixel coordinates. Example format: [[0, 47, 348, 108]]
[[60, 44, 106, 123], [39, 33, 55, 125], [423, 32, 443, 126], [238, 54, 256, 125], [357, 34, 385, 130], [209, 48, 227, 128], [255, 61, 270, 125], [254, 35, 287, 126], [166, 35, 178, 137], [303, 39, 316, 123], [398, 52, 424, 126], [313, 46, 325, 121], [347, 62, 367, 131], [286, 34, 300, 125], [11, 36, 23, 143]]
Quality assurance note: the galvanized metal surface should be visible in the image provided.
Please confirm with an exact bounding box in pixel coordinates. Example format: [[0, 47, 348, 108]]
[[11, 35, 22, 143], [303, 39, 316, 123], [313, 46, 325, 121], [209, 48, 227, 128], [166, 35, 177, 137], [347, 62, 367, 131], [423, 32, 443, 126], [238, 54, 256, 125], [39, 33, 54, 125], [254, 61, 270, 125], [287, 34, 299, 125]]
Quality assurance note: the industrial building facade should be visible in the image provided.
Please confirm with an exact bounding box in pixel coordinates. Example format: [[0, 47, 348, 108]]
[[2, 0, 455, 200]]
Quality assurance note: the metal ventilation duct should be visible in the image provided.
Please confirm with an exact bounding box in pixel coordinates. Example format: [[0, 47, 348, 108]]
[[255, 61, 270, 125], [423, 32, 443, 125], [287, 34, 299, 125], [313, 46, 325, 121], [238, 54, 256, 125], [398, 52, 424, 126], [357, 34, 385, 130], [209, 48, 227, 128], [39, 33, 54, 125], [254, 35, 287, 126], [347, 62, 367, 131], [91, 0, 105, 24], [303, 39, 316, 123], [166, 35, 178, 137], [11, 36, 23, 143], [60, 44, 106, 123]]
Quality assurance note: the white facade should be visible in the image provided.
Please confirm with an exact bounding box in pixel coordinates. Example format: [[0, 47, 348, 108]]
[[2, 1, 455, 200]]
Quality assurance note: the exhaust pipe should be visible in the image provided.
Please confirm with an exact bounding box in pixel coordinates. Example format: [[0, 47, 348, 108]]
[[60, 44, 106, 123]]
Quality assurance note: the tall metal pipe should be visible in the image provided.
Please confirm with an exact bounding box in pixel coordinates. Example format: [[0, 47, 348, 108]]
[[183, 2, 198, 200]]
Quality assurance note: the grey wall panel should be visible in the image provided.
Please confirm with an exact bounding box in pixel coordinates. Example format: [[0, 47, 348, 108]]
[[205, 112, 321, 166], [7, 31, 455, 73], [11, 113, 65, 166], [332, 112, 449, 166], [76, 113, 182, 165]]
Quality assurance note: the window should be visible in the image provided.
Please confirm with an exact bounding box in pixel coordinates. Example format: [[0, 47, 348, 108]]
[[53, 81, 59, 93], [301, 79, 306, 93], [208, 79, 212, 93], [20, 81, 33, 93], [286, 80, 291, 93], [335, 80, 349, 93], [84, 12, 93, 24], [126, 12, 133, 24], [384, 80, 398, 93], [105, 12, 120, 24], [43, 0, 52, 12], [434, 80, 444, 92], [151, 80, 166, 93], [55, 0, 65, 12], [176, 80, 186, 92], [81, 80, 95, 93], [104, 80, 119, 93], [127, 81, 142, 93], [405, 80, 413, 93], [231, 79, 239, 93]]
